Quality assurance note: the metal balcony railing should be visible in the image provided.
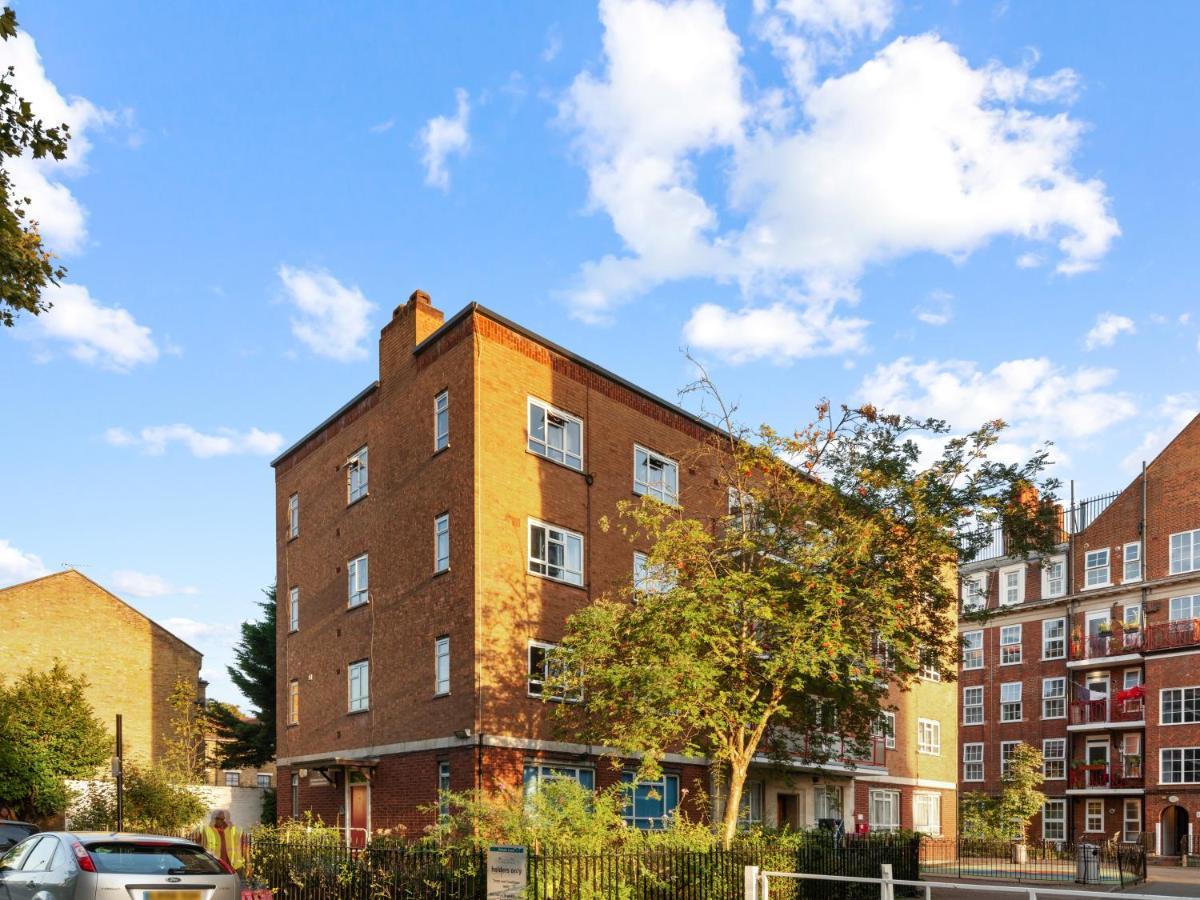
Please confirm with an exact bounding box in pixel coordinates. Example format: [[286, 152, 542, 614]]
[[1069, 697, 1145, 725], [1069, 760, 1144, 790], [1143, 619, 1200, 652]]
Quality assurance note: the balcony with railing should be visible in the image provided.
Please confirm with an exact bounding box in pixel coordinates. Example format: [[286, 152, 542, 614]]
[[1068, 695, 1145, 727], [958, 490, 1117, 563], [1070, 631, 1145, 661], [1068, 758, 1144, 791], [1143, 619, 1200, 652]]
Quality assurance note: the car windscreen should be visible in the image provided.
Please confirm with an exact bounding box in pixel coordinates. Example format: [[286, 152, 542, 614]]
[[83, 843, 225, 875]]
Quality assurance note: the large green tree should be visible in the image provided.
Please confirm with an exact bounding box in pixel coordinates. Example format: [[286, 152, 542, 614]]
[[553, 383, 1059, 846], [0, 7, 70, 327], [0, 662, 110, 819], [207, 587, 276, 768]]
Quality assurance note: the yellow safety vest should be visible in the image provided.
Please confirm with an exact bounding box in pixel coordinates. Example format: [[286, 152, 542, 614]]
[[200, 825, 245, 871]]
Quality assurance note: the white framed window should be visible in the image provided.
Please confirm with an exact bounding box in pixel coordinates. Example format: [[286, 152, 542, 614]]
[[288, 493, 299, 538], [1042, 618, 1065, 660], [1000, 566, 1024, 606], [1161, 748, 1200, 784], [874, 710, 897, 749], [962, 630, 983, 670], [620, 771, 680, 830], [913, 792, 941, 835], [528, 519, 584, 586], [963, 743, 984, 782], [291, 773, 300, 817], [1170, 594, 1200, 621], [348, 553, 369, 607], [869, 790, 900, 831], [1124, 669, 1143, 690], [257, 774, 272, 788], [633, 444, 678, 504], [1042, 556, 1066, 599], [348, 659, 369, 712], [523, 764, 595, 795], [434, 390, 449, 452], [1085, 799, 1104, 833], [527, 641, 582, 702], [435, 513, 450, 572], [434, 636, 450, 695], [438, 761, 451, 821], [963, 686, 983, 725], [225, 772, 240, 787], [918, 647, 941, 681], [814, 785, 843, 820], [917, 718, 941, 755], [633, 551, 674, 594], [1000, 682, 1022, 722], [347, 445, 368, 504], [963, 573, 987, 612], [1042, 677, 1066, 720], [1161, 687, 1200, 725], [288, 679, 299, 725], [1000, 740, 1020, 777], [1043, 738, 1066, 780], [288, 587, 299, 632], [1084, 548, 1110, 588], [735, 782, 764, 827], [1123, 542, 1142, 582], [1123, 604, 1141, 629], [1000, 624, 1022, 665], [1123, 799, 1141, 844], [1042, 799, 1066, 842], [527, 398, 583, 471], [1170, 529, 1200, 574]]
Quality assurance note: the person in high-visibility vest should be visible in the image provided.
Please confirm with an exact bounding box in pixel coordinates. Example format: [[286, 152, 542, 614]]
[[199, 809, 246, 874]]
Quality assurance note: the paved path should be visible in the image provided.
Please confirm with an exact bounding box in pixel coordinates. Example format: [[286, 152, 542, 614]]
[[1118, 865, 1200, 897], [921, 865, 1200, 899]]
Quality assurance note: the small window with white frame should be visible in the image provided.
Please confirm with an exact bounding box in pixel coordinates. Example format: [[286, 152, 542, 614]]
[[1170, 594, 1200, 622], [1042, 799, 1066, 842], [869, 789, 900, 831], [438, 761, 451, 821], [963, 686, 983, 725], [633, 551, 675, 594], [348, 553, 369, 607], [874, 710, 897, 749], [962, 630, 983, 669], [913, 792, 941, 835], [434, 636, 450, 695], [435, 513, 450, 573], [257, 773, 272, 788], [527, 641, 582, 702], [918, 647, 941, 681], [1084, 548, 1110, 588], [963, 743, 984, 782], [1000, 740, 1020, 776], [1000, 682, 1022, 722], [1042, 618, 1065, 660], [1042, 677, 1066, 719], [434, 390, 449, 452], [1042, 555, 1065, 598], [288, 493, 299, 539], [999, 566, 1024, 606], [917, 718, 941, 755], [288, 679, 299, 725], [1170, 529, 1200, 575], [962, 573, 987, 612], [1042, 738, 1066, 780], [225, 772, 240, 787], [1161, 748, 1200, 784], [1000, 624, 1022, 665], [1161, 687, 1200, 725], [528, 398, 583, 471], [348, 659, 369, 712], [346, 446, 368, 504], [1085, 799, 1104, 833], [633, 445, 678, 504], [1123, 541, 1141, 582], [528, 519, 584, 586], [288, 586, 299, 632]]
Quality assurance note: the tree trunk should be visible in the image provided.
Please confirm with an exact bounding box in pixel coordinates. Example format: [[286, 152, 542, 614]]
[[720, 762, 749, 850]]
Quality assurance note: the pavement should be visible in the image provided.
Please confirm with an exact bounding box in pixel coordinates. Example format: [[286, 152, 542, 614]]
[[920, 865, 1200, 900], [1119, 864, 1200, 897]]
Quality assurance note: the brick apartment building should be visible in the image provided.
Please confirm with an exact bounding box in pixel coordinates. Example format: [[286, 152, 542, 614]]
[[0, 569, 204, 765], [957, 415, 1200, 858], [273, 292, 957, 843]]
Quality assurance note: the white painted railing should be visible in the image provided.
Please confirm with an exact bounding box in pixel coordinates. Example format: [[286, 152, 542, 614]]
[[744, 863, 1167, 900]]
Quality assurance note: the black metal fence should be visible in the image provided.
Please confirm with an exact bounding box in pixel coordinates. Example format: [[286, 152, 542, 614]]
[[248, 833, 920, 900], [919, 837, 1146, 887]]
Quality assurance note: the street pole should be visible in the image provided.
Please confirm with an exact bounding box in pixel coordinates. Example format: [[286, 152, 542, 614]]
[[115, 714, 124, 832]]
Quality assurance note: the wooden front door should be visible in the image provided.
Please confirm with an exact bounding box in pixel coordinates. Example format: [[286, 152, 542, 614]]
[[349, 784, 369, 848]]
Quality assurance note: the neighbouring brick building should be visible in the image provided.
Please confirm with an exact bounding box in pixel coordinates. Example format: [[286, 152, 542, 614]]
[[0, 569, 205, 765], [958, 414, 1200, 858], [273, 292, 958, 844]]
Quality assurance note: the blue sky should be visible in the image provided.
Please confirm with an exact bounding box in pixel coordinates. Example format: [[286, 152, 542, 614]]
[[1, 1, 1197, 704]]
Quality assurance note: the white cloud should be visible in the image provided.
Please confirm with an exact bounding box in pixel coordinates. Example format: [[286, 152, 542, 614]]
[[561, 1, 1118, 360], [277, 265, 375, 361], [32, 283, 159, 370], [110, 569, 199, 599], [0, 29, 115, 254], [757, 0, 896, 91], [543, 25, 563, 62], [0, 539, 49, 587], [1120, 394, 1199, 473], [913, 290, 953, 326], [1016, 252, 1044, 269], [420, 89, 470, 190], [105, 424, 285, 458], [1083, 311, 1135, 350], [684, 298, 867, 362], [161, 617, 238, 643], [369, 118, 395, 134], [859, 356, 1137, 459]]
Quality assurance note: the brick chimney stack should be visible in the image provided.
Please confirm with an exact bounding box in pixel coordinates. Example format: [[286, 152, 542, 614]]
[[379, 289, 446, 381]]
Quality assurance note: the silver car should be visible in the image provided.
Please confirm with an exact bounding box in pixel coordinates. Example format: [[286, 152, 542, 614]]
[[0, 833, 240, 900]]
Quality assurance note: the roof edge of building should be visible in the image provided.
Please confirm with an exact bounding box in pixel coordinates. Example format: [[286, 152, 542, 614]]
[[270, 381, 380, 468]]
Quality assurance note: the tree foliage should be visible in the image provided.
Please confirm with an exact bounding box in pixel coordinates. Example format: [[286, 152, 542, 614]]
[[207, 586, 276, 768], [70, 763, 206, 834], [960, 743, 1046, 842], [0, 6, 70, 327], [162, 676, 209, 783], [553, 378, 1060, 846], [0, 661, 110, 820]]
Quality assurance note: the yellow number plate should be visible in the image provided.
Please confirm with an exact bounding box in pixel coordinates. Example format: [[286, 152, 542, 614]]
[[146, 892, 202, 900]]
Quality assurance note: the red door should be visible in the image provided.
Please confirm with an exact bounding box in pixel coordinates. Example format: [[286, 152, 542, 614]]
[[349, 784, 369, 848]]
